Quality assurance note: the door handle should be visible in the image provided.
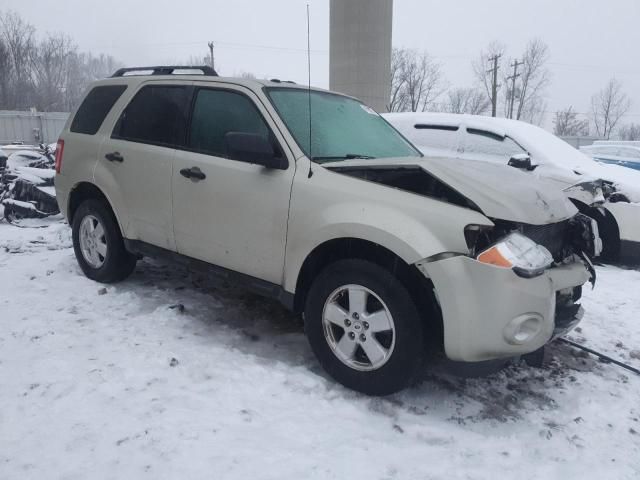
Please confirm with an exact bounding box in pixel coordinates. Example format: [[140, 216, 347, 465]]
[[180, 167, 206, 181], [105, 152, 124, 163]]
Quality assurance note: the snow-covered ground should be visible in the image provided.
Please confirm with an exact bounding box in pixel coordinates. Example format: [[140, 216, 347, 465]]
[[1, 218, 639, 480]]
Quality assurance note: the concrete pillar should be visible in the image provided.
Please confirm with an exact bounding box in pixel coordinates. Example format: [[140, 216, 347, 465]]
[[329, 0, 393, 113]]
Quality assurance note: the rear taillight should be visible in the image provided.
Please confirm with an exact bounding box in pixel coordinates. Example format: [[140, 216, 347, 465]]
[[55, 139, 64, 174]]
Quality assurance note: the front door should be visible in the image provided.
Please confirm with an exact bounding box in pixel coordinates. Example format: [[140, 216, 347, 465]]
[[171, 85, 295, 284]]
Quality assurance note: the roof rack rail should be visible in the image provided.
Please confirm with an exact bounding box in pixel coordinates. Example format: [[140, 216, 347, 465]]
[[111, 65, 218, 77]]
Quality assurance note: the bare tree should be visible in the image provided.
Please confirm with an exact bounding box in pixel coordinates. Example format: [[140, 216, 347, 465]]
[[0, 10, 122, 111], [0, 10, 36, 109], [514, 39, 550, 122], [388, 48, 445, 112], [0, 36, 11, 107], [591, 78, 631, 139], [388, 47, 408, 112], [439, 87, 490, 115], [472, 41, 505, 113], [618, 123, 640, 141], [30, 33, 76, 111], [553, 106, 589, 136]]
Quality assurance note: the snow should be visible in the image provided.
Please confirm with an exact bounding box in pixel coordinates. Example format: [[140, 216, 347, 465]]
[[6, 151, 49, 169], [16, 166, 56, 180], [1, 219, 639, 479], [35, 185, 56, 197], [2, 198, 36, 210]]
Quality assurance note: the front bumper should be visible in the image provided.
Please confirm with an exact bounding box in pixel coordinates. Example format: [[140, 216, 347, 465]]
[[419, 256, 590, 362]]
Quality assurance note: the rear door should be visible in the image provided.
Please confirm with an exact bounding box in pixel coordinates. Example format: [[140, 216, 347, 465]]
[[97, 82, 191, 251], [171, 84, 295, 284]]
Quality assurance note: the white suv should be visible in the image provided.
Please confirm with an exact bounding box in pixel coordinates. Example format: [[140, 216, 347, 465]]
[[55, 66, 597, 395]]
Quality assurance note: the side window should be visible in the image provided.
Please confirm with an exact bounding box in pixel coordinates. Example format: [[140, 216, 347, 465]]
[[465, 129, 526, 160], [410, 125, 459, 155], [188, 89, 273, 160], [71, 85, 127, 135], [113, 85, 190, 147]]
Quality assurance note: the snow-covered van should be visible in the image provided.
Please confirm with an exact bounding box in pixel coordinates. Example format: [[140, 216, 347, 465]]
[[55, 66, 599, 394]]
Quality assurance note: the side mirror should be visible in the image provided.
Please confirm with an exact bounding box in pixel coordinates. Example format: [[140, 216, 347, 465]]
[[508, 153, 536, 171], [224, 132, 288, 170]]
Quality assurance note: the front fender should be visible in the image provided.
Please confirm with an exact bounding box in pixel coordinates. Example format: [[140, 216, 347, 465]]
[[283, 160, 493, 292]]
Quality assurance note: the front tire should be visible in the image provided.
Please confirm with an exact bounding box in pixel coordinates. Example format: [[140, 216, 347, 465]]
[[304, 259, 426, 395], [72, 199, 136, 283]]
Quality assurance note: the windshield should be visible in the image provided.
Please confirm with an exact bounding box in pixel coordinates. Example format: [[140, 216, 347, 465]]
[[265, 88, 421, 163]]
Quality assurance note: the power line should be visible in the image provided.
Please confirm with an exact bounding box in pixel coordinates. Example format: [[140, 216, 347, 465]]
[[82, 36, 640, 76], [81, 37, 640, 75]]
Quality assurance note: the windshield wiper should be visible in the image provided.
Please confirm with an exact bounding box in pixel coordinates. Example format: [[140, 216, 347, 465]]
[[312, 154, 377, 161]]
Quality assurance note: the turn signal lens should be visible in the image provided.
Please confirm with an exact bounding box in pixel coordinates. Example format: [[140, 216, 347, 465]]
[[476, 232, 554, 278], [477, 245, 514, 268]]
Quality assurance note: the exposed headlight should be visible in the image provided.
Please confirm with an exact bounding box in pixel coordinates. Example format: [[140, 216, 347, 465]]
[[476, 232, 554, 278]]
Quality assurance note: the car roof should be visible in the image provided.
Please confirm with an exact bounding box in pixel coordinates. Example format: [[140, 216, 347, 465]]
[[89, 74, 337, 96]]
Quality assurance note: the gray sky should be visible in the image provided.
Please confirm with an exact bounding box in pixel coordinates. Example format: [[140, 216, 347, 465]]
[[2, 0, 640, 128]]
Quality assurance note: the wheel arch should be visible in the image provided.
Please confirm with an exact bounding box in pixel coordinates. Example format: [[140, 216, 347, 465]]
[[292, 237, 443, 351], [570, 198, 621, 261], [68, 182, 126, 236]]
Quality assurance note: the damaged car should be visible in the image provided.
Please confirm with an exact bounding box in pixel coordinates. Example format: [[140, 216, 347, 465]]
[[384, 112, 640, 264], [1, 146, 59, 222], [56, 67, 599, 395]]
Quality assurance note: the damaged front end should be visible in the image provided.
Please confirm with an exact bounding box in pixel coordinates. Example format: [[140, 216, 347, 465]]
[[566, 178, 631, 206], [325, 159, 595, 362], [466, 213, 602, 266], [419, 215, 597, 362]]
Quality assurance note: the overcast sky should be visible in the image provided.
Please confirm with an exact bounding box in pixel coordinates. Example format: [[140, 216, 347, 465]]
[[2, 0, 639, 128]]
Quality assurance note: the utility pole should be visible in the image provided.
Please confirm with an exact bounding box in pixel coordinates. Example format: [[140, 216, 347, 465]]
[[487, 54, 502, 117], [207, 41, 215, 71], [507, 59, 524, 119]]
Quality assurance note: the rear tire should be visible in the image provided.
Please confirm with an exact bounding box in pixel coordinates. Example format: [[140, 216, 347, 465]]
[[304, 259, 426, 395], [72, 199, 136, 283]]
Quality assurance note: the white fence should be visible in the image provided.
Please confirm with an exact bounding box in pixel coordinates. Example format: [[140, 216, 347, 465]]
[[559, 135, 602, 149], [0, 110, 70, 145]]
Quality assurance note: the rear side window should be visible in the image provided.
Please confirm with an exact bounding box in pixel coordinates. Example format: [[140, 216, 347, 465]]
[[70, 85, 127, 135], [410, 125, 459, 154], [113, 85, 190, 147], [188, 89, 271, 159]]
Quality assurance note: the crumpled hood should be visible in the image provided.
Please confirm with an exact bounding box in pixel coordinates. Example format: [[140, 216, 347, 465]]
[[325, 156, 578, 225], [419, 156, 578, 224]]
